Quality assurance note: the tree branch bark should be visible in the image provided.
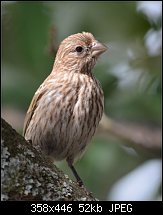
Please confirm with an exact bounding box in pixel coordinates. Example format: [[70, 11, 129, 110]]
[[97, 114, 161, 158], [1, 118, 96, 201]]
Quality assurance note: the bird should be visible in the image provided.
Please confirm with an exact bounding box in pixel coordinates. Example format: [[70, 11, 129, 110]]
[[23, 32, 107, 186]]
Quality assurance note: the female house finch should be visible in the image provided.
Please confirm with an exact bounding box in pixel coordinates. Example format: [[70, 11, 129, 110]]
[[23, 32, 107, 186]]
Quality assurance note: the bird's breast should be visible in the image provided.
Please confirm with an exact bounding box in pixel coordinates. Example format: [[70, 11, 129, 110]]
[[30, 74, 104, 161]]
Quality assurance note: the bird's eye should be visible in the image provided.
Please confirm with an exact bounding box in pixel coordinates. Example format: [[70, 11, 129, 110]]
[[75, 46, 83, 53]]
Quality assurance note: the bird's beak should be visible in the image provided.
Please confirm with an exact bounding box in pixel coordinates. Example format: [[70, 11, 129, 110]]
[[92, 41, 108, 57]]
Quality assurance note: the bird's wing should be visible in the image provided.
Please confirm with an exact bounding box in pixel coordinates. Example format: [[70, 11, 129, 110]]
[[23, 87, 47, 137]]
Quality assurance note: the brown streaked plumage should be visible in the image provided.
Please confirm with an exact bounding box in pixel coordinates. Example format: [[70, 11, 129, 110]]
[[23, 32, 107, 186]]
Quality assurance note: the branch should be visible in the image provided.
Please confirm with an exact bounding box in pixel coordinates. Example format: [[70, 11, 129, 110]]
[[97, 114, 162, 158], [1, 118, 96, 201]]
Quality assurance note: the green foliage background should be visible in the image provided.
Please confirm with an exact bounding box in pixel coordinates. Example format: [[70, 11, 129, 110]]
[[2, 1, 161, 200]]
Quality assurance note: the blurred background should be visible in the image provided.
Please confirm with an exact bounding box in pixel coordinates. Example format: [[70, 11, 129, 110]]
[[1, 1, 162, 200]]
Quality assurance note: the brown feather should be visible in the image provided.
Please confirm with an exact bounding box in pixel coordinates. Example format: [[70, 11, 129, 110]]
[[23, 32, 107, 184], [23, 87, 47, 136]]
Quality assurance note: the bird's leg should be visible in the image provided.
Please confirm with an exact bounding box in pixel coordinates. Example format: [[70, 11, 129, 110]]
[[67, 162, 84, 187], [67, 162, 95, 198]]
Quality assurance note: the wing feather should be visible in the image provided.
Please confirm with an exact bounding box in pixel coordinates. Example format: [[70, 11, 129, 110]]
[[23, 88, 47, 137]]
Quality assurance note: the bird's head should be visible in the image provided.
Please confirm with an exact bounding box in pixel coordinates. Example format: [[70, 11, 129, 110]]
[[54, 32, 107, 74]]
